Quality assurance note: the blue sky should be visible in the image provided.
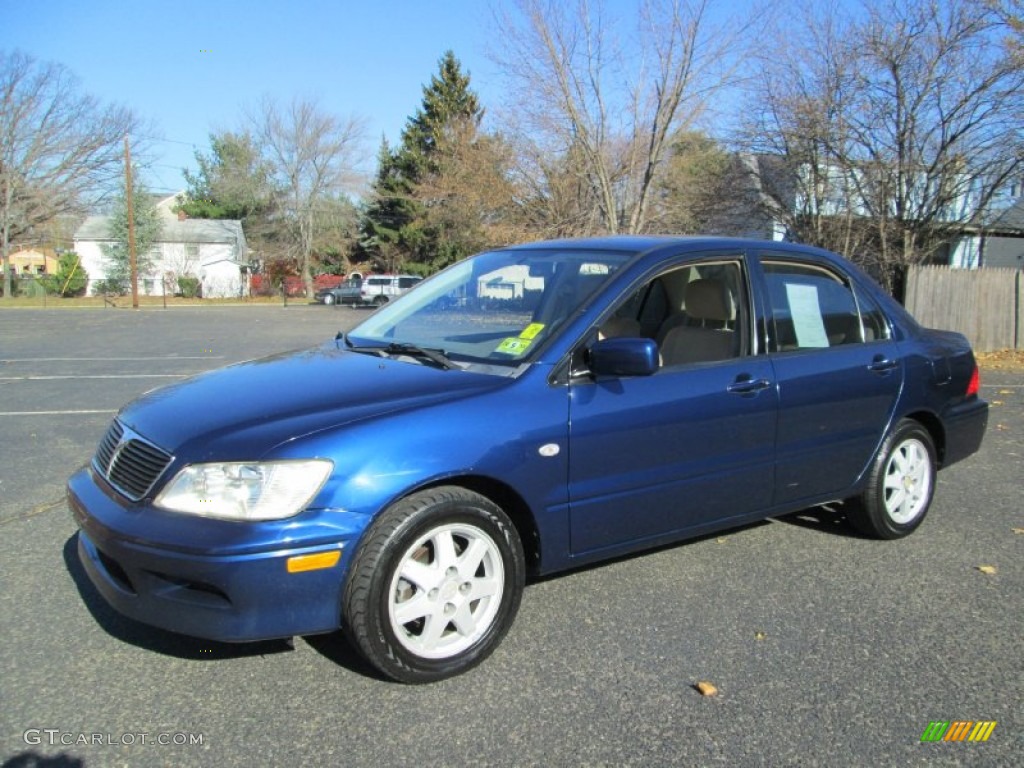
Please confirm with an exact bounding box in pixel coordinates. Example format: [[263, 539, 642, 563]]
[[2, 0, 503, 194], [3, 0, 777, 197]]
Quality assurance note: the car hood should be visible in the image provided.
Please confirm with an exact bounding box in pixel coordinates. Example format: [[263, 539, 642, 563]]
[[118, 342, 506, 462]]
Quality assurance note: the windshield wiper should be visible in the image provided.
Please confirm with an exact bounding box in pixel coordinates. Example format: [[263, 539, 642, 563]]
[[383, 343, 455, 370], [342, 335, 455, 370]]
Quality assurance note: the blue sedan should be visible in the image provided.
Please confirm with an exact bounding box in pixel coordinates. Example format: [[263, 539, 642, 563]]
[[68, 237, 988, 682]]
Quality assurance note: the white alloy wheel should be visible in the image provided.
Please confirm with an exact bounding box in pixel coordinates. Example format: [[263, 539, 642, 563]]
[[882, 437, 933, 525], [387, 523, 505, 659], [342, 486, 525, 683], [851, 419, 937, 539]]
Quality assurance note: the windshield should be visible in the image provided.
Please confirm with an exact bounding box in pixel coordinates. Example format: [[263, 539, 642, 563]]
[[347, 247, 633, 368]]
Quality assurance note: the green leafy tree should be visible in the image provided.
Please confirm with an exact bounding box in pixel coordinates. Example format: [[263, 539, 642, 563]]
[[176, 131, 276, 242], [358, 138, 418, 269], [40, 251, 88, 296], [359, 51, 485, 270], [101, 170, 162, 294]]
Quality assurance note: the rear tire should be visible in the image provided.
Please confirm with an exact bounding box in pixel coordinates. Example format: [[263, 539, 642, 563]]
[[849, 419, 936, 539], [343, 486, 525, 683]]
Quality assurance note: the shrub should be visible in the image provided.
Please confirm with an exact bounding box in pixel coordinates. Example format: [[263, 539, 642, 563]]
[[177, 275, 201, 298], [93, 278, 127, 295], [40, 253, 89, 297]]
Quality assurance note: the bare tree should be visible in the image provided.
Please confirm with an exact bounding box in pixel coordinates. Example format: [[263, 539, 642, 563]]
[[492, 0, 754, 235], [736, 5, 878, 259], [739, 0, 1024, 286], [250, 96, 367, 296], [989, 0, 1024, 63], [0, 50, 141, 299], [510, 136, 605, 238]]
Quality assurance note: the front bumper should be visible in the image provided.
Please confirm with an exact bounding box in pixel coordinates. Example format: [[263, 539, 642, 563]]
[[68, 466, 365, 642]]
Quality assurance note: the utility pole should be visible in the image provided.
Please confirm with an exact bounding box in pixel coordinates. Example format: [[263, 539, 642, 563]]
[[124, 134, 138, 309]]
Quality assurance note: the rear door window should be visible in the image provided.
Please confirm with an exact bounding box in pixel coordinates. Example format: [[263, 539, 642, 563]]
[[761, 261, 869, 351]]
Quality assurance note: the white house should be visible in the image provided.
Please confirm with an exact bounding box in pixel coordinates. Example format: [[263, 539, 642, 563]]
[[73, 194, 250, 298]]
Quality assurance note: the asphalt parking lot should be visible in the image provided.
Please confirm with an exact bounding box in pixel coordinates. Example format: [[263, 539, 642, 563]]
[[1, 305, 1021, 767]]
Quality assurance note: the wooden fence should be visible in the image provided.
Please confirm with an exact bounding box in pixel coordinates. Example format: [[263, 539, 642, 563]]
[[904, 266, 1022, 352]]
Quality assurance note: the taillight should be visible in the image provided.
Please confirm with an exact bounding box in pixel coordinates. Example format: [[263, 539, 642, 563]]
[[966, 364, 980, 398]]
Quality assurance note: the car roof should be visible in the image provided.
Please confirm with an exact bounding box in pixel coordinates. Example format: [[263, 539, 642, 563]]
[[501, 234, 836, 257]]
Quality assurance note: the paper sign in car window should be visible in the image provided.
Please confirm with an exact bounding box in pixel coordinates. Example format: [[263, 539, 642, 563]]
[[519, 323, 545, 340], [785, 283, 830, 348], [495, 337, 533, 355]]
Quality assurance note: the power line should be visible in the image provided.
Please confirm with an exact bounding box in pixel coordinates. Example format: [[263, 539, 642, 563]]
[[133, 133, 200, 148]]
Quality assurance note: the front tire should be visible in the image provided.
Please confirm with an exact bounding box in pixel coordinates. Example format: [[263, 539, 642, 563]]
[[323, 293, 335, 305], [343, 487, 525, 683], [849, 419, 936, 539]]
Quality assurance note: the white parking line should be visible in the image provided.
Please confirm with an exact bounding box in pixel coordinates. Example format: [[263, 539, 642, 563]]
[[0, 374, 190, 381], [0, 409, 117, 416], [1, 356, 223, 362]]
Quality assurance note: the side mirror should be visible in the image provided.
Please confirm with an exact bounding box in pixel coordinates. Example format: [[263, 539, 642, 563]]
[[588, 337, 659, 377]]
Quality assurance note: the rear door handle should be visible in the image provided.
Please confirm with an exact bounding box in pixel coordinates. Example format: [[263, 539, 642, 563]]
[[727, 376, 772, 395], [868, 355, 899, 374]]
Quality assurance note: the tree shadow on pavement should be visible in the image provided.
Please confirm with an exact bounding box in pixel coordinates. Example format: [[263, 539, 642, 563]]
[[772, 502, 867, 539]]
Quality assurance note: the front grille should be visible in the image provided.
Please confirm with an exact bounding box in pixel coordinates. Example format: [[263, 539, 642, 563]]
[[93, 419, 173, 501]]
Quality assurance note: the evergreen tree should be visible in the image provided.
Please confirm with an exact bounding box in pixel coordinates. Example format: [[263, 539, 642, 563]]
[[176, 131, 276, 243], [358, 51, 484, 270], [40, 251, 88, 297], [101, 170, 162, 294]]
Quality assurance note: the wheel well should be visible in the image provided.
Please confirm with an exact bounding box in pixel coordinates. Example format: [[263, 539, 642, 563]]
[[903, 411, 946, 465], [422, 476, 542, 576]]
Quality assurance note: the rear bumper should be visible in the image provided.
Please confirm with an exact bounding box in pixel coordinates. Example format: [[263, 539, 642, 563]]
[[940, 397, 989, 468]]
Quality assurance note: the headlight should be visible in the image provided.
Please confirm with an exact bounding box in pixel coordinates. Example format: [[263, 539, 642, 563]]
[[154, 460, 333, 521]]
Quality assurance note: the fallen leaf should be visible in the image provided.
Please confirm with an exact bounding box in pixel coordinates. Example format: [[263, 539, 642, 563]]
[[1012, 528, 1024, 535], [695, 681, 718, 697], [991, 400, 1004, 406], [754, 631, 767, 641], [998, 389, 1013, 395], [716, 537, 727, 544], [976, 565, 997, 575], [995, 424, 1008, 431]]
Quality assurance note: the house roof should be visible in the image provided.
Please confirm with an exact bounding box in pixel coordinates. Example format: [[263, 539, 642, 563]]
[[987, 198, 1024, 233], [74, 215, 246, 245]]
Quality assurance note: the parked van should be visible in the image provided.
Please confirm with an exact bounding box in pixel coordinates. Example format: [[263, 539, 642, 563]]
[[359, 274, 421, 305]]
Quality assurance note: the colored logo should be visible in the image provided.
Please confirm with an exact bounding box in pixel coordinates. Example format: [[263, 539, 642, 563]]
[[921, 721, 997, 742]]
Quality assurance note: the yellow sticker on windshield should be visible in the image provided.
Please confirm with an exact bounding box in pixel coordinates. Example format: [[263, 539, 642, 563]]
[[519, 323, 545, 340], [496, 337, 532, 355]]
